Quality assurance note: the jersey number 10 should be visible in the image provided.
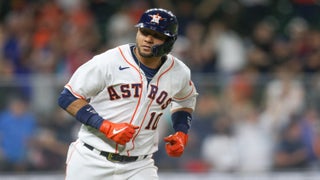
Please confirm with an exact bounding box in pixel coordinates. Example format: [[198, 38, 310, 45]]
[[145, 112, 163, 130]]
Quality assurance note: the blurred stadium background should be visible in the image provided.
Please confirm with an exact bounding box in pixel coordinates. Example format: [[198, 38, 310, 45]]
[[1, 0, 320, 179]]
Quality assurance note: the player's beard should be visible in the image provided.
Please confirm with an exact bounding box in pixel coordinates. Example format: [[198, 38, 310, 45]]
[[136, 46, 154, 58]]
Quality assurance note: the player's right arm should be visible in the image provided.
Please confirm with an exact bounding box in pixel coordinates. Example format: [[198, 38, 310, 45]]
[[57, 88, 138, 145]]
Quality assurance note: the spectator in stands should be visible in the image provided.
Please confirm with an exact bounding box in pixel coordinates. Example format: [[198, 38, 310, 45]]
[[0, 95, 38, 171], [233, 107, 273, 173], [237, 0, 271, 35], [180, 21, 209, 72], [221, 71, 256, 122], [291, 0, 320, 26], [63, 0, 100, 75], [2, 3, 33, 75], [260, 66, 305, 141], [302, 29, 320, 73], [201, 114, 238, 172], [273, 117, 309, 171], [204, 20, 246, 75], [246, 20, 276, 73], [299, 109, 320, 166], [30, 108, 78, 171], [106, 7, 135, 48]]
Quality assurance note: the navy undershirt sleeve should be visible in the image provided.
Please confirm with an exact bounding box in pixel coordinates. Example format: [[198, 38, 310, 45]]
[[75, 104, 103, 129], [171, 111, 192, 134], [58, 88, 103, 129]]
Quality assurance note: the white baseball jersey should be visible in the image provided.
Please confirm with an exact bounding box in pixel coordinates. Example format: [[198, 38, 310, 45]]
[[65, 44, 197, 156]]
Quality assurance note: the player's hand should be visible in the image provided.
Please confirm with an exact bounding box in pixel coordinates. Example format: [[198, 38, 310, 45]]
[[99, 120, 139, 145], [164, 131, 188, 157]]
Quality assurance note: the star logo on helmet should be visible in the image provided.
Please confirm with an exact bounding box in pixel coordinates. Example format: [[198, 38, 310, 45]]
[[149, 13, 164, 24]]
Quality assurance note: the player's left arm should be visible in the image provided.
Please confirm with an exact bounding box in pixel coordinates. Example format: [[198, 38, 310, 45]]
[[164, 63, 198, 157], [164, 81, 197, 158], [164, 107, 193, 157]]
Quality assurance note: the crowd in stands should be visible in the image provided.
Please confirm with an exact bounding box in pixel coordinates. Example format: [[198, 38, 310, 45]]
[[0, 0, 320, 173]]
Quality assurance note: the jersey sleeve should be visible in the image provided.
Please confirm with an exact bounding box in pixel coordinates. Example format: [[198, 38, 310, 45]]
[[171, 66, 198, 111], [65, 55, 107, 100]]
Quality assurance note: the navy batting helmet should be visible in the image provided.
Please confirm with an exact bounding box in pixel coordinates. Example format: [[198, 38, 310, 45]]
[[135, 8, 178, 57]]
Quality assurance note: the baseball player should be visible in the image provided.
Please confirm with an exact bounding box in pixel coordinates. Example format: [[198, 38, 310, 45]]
[[58, 8, 198, 180]]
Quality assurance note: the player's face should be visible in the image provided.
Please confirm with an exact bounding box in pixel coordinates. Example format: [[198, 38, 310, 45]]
[[136, 28, 167, 58]]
